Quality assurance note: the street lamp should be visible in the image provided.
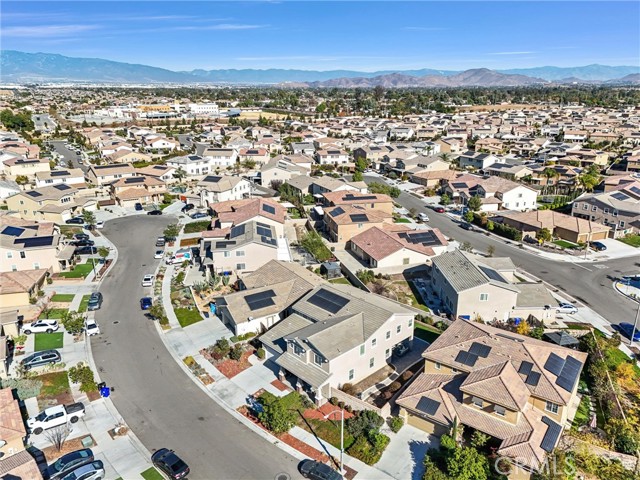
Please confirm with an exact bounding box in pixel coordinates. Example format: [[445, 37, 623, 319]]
[[630, 300, 640, 347], [323, 408, 345, 475]]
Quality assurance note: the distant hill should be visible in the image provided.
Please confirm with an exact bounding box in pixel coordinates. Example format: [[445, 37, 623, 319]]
[[606, 73, 640, 85], [1, 50, 638, 85]]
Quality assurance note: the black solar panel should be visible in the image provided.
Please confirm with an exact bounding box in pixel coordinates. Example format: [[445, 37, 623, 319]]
[[454, 350, 478, 367], [416, 397, 440, 416], [343, 194, 378, 201], [245, 290, 276, 311], [53, 184, 71, 191], [556, 356, 582, 392], [469, 342, 491, 358], [16, 236, 55, 247], [2, 226, 24, 237], [262, 204, 276, 215], [630, 186, 640, 195], [480, 266, 505, 283], [404, 230, 441, 247], [125, 177, 145, 183], [261, 236, 277, 246], [203, 176, 222, 183], [518, 361, 533, 376], [306, 289, 349, 314], [230, 224, 245, 238], [349, 214, 368, 222], [525, 371, 541, 386], [329, 207, 345, 217], [540, 417, 562, 452], [544, 353, 565, 376], [50, 171, 70, 177], [26, 191, 43, 197], [215, 241, 236, 248]]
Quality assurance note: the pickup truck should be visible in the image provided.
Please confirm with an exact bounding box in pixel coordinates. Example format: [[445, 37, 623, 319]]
[[27, 402, 85, 435]]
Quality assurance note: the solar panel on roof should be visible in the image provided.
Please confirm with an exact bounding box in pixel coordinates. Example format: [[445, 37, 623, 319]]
[[518, 361, 533, 376], [16, 236, 55, 247], [469, 342, 491, 358], [2, 226, 24, 237], [525, 371, 541, 386], [349, 214, 368, 222], [611, 192, 629, 201], [629, 186, 640, 195], [454, 350, 478, 367], [230, 224, 245, 238], [245, 289, 276, 311], [262, 204, 276, 215], [26, 191, 42, 197], [540, 417, 562, 452], [306, 289, 349, 314], [50, 171, 70, 177], [329, 207, 345, 217], [556, 355, 582, 392], [544, 353, 565, 376], [203, 176, 222, 183], [125, 177, 145, 183], [53, 184, 71, 190], [480, 266, 505, 283], [416, 397, 440, 416]]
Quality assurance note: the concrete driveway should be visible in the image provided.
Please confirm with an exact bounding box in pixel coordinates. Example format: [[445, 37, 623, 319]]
[[376, 424, 437, 480], [92, 215, 303, 480]]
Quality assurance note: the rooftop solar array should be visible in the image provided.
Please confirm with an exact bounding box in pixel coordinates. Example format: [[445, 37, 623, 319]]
[[525, 371, 541, 387], [25, 191, 43, 197], [629, 186, 640, 196], [306, 289, 349, 314], [469, 342, 491, 358], [540, 417, 562, 452], [53, 184, 71, 191], [50, 171, 70, 177], [262, 204, 276, 215], [611, 192, 629, 201], [480, 266, 506, 283], [203, 176, 223, 183], [349, 214, 368, 223], [2, 226, 25, 237], [329, 207, 345, 217], [555, 355, 582, 392], [454, 350, 478, 367], [230, 224, 245, 238], [15, 236, 55, 248], [343, 193, 378, 201], [400, 231, 441, 247], [518, 361, 533, 376], [543, 353, 565, 376], [125, 177, 145, 184], [416, 397, 440, 416], [245, 289, 276, 311]]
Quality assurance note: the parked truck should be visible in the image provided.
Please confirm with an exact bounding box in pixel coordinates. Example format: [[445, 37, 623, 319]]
[[166, 248, 192, 265], [27, 402, 86, 435]]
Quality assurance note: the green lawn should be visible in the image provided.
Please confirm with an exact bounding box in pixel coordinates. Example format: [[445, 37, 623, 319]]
[[39, 308, 68, 319], [34, 333, 64, 351], [304, 418, 356, 450], [414, 323, 442, 344], [553, 239, 579, 249], [394, 217, 411, 223], [59, 261, 96, 278], [618, 234, 640, 248], [183, 221, 211, 234], [329, 277, 351, 285], [36, 371, 70, 400], [572, 394, 591, 429], [77, 294, 91, 313], [50, 294, 75, 303], [174, 308, 204, 328], [140, 467, 164, 480]]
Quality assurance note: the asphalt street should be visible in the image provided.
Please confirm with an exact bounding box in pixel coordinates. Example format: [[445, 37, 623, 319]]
[[32, 114, 56, 133], [363, 175, 639, 326], [49, 140, 88, 172], [92, 216, 303, 480]]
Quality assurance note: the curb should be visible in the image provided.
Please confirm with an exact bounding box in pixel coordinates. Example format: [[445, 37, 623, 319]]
[[612, 281, 640, 303]]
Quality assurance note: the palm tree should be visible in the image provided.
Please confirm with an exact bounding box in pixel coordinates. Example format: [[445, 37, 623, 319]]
[[173, 167, 187, 183], [438, 152, 452, 163], [542, 168, 558, 195]]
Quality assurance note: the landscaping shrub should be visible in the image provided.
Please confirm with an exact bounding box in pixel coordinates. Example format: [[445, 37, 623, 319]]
[[346, 410, 384, 438], [329, 396, 339, 406], [229, 345, 243, 361], [401, 371, 414, 382], [68, 362, 98, 393], [300, 230, 332, 262], [341, 383, 356, 395], [60, 311, 85, 335], [257, 394, 297, 434], [183, 221, 211, 234], [388, 381, 402, 393], [388, 416, 404, 433], [347, 433, 390, 465], [256, 348, 265, 360], [230, 336, 240, 343], [0, 377, 43, 400]]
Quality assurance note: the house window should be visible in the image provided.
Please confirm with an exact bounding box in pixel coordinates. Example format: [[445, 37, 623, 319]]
[[403, 257, 410, 265], [369, 357, 375, 368], [604, 208, 609, 214], [236, 251, 245, 257], [573, 203, 578, 208], [33, 263, 40, 269], [348, 369, 354, 380], [236, 263, 246, 270], [583, 204, 588, 210], [480, 293, 489, 301], [435, 362, 442, 370], [386, 331, 391, 340], [358, 223, 363, 229], [472, 396, 484, 408], [371, 338, 377, 348], [385, 348, 391, 358], [223, 251, 231, 258], [6, 252, 12, 259], [360, 345, 365, 356], [613, 210, 618, 217], [494, 405, 506, 417], [396, 325, 401, 334], [20, 251, 26, 259], [293, 344, 304, 356], [408, 318, 413, 327], [11, 264, 17, 271], [592, 206, 597, 212], [314, 353, 323, 365], [620, 221, 625, 228], [545, 401, 559, 414]]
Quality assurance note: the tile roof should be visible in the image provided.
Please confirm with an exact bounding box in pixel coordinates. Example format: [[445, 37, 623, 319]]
[[0, 449, 43, 479], [0, 387, 26, 441], [213, 198, 286, 225], [0, 269, 47, 295], [460, 361, 530, 410], [350, 225, 448, 261]]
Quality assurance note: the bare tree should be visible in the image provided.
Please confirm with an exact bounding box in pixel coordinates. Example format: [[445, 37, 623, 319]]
[[44, 424, 72, 452]]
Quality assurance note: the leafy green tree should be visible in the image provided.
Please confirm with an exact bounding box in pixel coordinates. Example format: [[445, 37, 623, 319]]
[[98, 246, 110, 262], [463, 210, 475, 223], [355, 158, 368, 172], [60, 311, 85, 335], [173, 167, 187, 182], [440, 193, 451, 206], [356, 269, 375, 284], [346, 410, 384, 438], [445, 446, 489, 480], [467, 195, 482, 212], [82, 209, 96, 226], [536, 228, 552, 242], [163, 223, 180, 241], [258, 397, 296, 434], [353, 170, 364, 182], [15, 175, 29, 185], [470, 431, 490, 449], [0, 109, 34, 131]]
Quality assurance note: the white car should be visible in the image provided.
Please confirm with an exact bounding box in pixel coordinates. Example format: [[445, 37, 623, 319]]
[[142, 274, 154, 287], [556, 302, 578, 314], [95, 221, 104, 229], [85, 318, 100, 336], [154, 250, 164, 259], [23, 319, 59, 335], [418, 213, 430, 222]]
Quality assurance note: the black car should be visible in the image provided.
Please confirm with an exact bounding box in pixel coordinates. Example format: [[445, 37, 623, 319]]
[[21, 349, 61, 370], [190, 212, 207, 219], [71, 239, 95, 247], [151, 448, 190, 480], [147, 210, 163, 216], [181, 203, 195, 213], [590, 241, 607, 251], [299, 460, 342, 480], [75, 246, 97, 255], [65, 217, 84, 225], [74, 233, 90, 241], [460, 223, 475, 231], [135, 203, 143, 211], [46, 448, 94, 480], [87, 292, 103, 311]]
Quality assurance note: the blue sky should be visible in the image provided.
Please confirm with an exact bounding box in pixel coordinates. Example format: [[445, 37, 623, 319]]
[[2, 1, 639, 71]]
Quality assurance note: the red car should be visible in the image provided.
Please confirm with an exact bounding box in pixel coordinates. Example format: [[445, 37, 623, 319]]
[[433, 206, 445, 213]]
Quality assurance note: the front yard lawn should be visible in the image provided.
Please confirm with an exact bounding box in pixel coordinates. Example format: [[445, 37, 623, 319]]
[[174, 308, 203, 328], [36, 371, 72, 408], [34, 332, 64, 351], [553, 239, 579, 249], [183, 220, 211, 234], [77, 294, 91, 313], [329, 277, 351, 285], [50, 294, 75, 303], [414, 322, 442, 344], [39, 308, 68, 319], [619, 234, 640, 248], [59, 261, 96, 278], [393, 217, 411, 223], [140, 467, 164, 480], [303, 418, 356, 450]]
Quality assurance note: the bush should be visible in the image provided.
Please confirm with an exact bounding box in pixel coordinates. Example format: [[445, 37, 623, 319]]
[[388, 381, 402, 393], [388, 416, 404, 433], [329, 396, 339, 406], [229, 345, 243, 361], [60, 311, 85, 335], [346, 410, 384, 438], [341, 383, 356, 395], [401, 371, 414, 382], [258, 397, 296, 434], [0, 377, 43, 400], [347, 433, 390, 465], [256, 348, 265, 360]]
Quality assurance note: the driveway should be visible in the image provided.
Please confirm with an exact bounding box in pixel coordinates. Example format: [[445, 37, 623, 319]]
[[92, 215, 302, 480], [376, 424, 437, 480]]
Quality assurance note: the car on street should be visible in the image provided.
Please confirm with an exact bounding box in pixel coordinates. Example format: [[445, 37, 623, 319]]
[[46, 448, 95, 480], [433, 206, 445, 213], [59, 460, 104, 480], [618, 322, 640, 342], [156, 237, 166, 247], [590, 241, 607, 251], [87, 292, 103, 311], [21, 349, 62, 371], [151, 448, 190, 480], [190, 212, 208, 219], [556, 302, 578, 314], [418, 212, 429, 222], [147, 209, 163, 216], [135, 203, 143, 211], [299, 459, 342, 480], [95, 221, 104, 229], [140, 297, 153, 310], [65, 217, 84, 225], [85, 318, 100, 336], [154, 250, 164, 259], [461, 222, 475, 231], [181, 203, 195, 213], [23, 319, 59, 334], [75, 246, 97, 255], [142, 274, 154, 287]]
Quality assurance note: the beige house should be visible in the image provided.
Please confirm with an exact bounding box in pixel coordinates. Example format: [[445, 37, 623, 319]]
[[499, 210, 610, 243], [0, 387, 27, 457], [260, 156, 310, 188], [135, 165, 177, 183], [107, 149, 153, 164], [3, 157, 50, 178], [321, 191, 394, 215], [197, 175, 252, 206], [35, 168, 86, 189], [261, 283, 419, 405], [0, 269, 48, 310], [397, 320, 586, 473], [211, 198, 286, 238], [324, 204, 393, 243], [109, 175, 167, 208], [5, 184, 97, 223], [239, 148, 270, 165], [86, 163, 136, 186]]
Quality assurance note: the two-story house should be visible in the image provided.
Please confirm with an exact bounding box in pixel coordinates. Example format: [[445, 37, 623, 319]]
[[166, 155, 213, 177], [458, 151, 500, 170], [260, 156, 311, 188], [397, 319, 586, 473], [321, 191, 393, 215], [35, 168, 86, 189], [324, 204, 393, 243], [86, 163, 136, 186], [109, 175, 167, 208], [210, 198, 286, 238], [5, 184, 96, 223], [315, 148, 349, 165], [202, 148, 239, 168], [469, 176, 538, 212], [239, 148, 270, 166], [3, 157, 50, 179], [197, 175, 252, 206]]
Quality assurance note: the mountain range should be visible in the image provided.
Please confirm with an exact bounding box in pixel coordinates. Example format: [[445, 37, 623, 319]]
[[1, 50, 639, 86]]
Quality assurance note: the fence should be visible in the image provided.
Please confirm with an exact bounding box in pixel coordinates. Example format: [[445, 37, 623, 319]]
[[329, 387, 391, 418]]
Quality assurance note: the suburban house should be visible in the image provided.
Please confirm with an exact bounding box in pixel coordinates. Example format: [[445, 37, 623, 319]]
[[458, 151, 500, 170], [571, 181, 640, 237], [321, 191, 393, 215], [210, 198, 286, 237], [134, 164, 177, 183], [0, 180, 20, 200], [430, 250, 555, 322], [202, 147, 238, 168], [142, 135, 179, 152], [86, 163, 136, 186], [309, 176, 367, 198], [166, 155, 214, 176], [35, 168, 86, 189], [397, 319, 586, 473], [324, 204, 393, 243], [3, 157, 50, 178], [239, 148, 270, 166], [109, 175, 167, 208], [410, 169, 458, 189], [0, 269, 48, 313], [291, 142, 316, 156], [197, 175, 252, 206], [107, 149, 153, 164], [315, 148, 349, 165], [499, 210, 610, 244], [215, 260, 325, 335], [5, 184, 97, 223], [260, 156, 310, 188], [470, 177, 538, 212], [260, 283, 420, 404], [349, 225, 449, 269], [484, 163, 533, 181]]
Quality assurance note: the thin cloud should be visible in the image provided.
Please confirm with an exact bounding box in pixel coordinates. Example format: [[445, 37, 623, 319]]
[[2, 24, 99, 38], [488, 51, 536, 55]]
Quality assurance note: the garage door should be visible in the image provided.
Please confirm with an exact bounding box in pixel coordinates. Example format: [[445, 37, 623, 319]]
[[407, 413, 448, 436]]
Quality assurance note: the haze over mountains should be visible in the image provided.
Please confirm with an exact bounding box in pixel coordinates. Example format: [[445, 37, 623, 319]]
[[1, 50, 639, 86]]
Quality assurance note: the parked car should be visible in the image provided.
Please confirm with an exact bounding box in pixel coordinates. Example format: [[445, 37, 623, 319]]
[[140, 297, 153, 310], [156, 237, 166, 247], [75, 246, 97, 255], [85, 318, 100, 336], [46, 448, 95, 480], [95, 221, 104, 229], [142, 274, 154, 287], [618, 322, 640, 342], [418, 213, 430, 222], [59, 460, 104, 480], [556, 302, 578, 314], [394, 343, 409, 357], [461, 223, 475, 231], [71, 239, 95, 247], [28, 402, 85, 435], [154, 250, 164, 259], [147, 209, 163, 216], [590, 241, 607, 251], [23, 319, 59, 334], [135, 203, 143, 211], [74, 233, 90, 241], [87, 292, 103, 311], [21, 349, 61, 371], [299, 459, 342, 480], [151, 448, 190, 480], [433, 206, 445, 213], [65, 217, 84, 225], [181, 203, 195, 213], [190, 212, 208, 219]]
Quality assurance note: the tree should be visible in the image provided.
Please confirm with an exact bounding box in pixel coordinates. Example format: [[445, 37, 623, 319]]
[[470, 431, 489, 449], [15, 175, 29, 185], [82, 209, 96, 226], [356, 269, 375, 284], [486, 245, 495, 257], [258, 397, 296, 434], [163, 223, 180, 242], [373, 85, 385, 102], [60, 311, 85, 335], [536, 228, 552, 243], [0, 109, 34, 131], [173, 167, 187, 182], [445, 445, 489, 480], [355, 157, 368, 172], [242, 159, 256, 170], [352, 170, 363, 182], [68, 362, 98, 393], [438, 152, 452, 163], [463, 210, 475, 223], [98, 246, 110, 262], [148, 304, 167, 323], [440, 193, 451, 206], [467, 195, 482, 212], [346, 410, 384, 438], [270, 179, 283, 191], [44, 424, 72, 452]]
